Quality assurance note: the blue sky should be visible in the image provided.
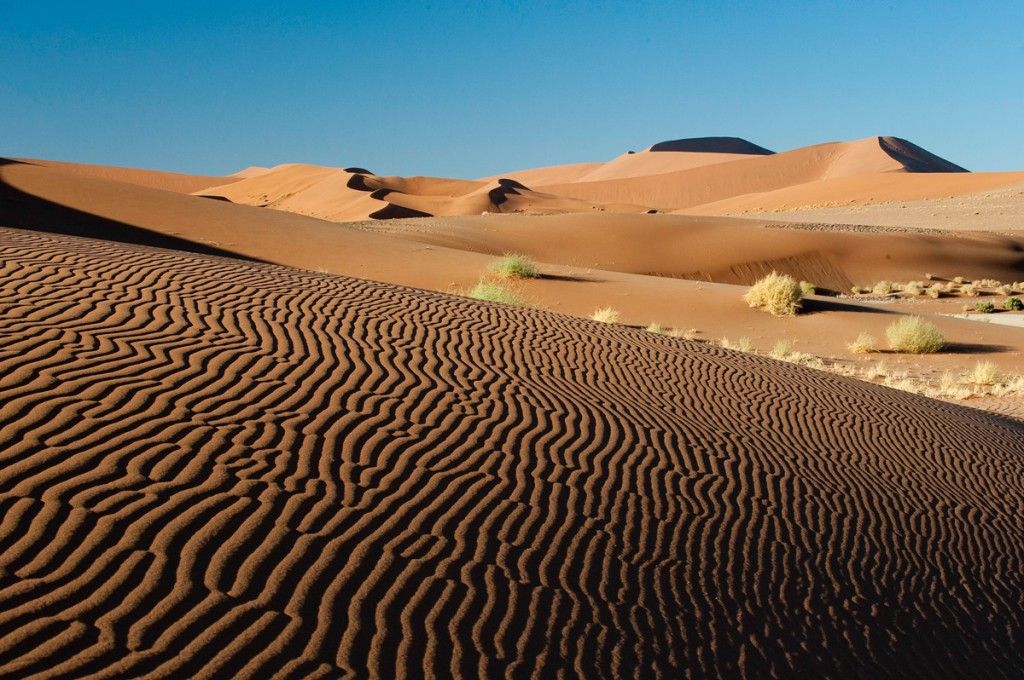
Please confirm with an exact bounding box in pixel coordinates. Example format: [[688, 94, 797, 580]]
[[3, 1, 1022, 177]]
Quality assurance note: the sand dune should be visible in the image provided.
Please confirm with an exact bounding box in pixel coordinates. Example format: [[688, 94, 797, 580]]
[[200, 165, 651, 221], [535, 137, 974, 212], [1, 227, 1023, 677], [12, 157, 236, 194], [5, 157, 1024, 374], [179, 136, 1017, 224], [683, 171, 1024, 216], [358, 212, 1024, 291]]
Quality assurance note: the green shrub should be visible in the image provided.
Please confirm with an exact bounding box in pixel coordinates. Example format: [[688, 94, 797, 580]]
[[744, 271, 802, 316], [885, 316, 944, 354], [487, 253, 540, 279], [973, 301, 996, 313], [468, 280, 525, 305], [1004, 297, 1024, 311]]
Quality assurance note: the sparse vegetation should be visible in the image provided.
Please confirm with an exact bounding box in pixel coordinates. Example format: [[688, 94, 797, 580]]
[[644, 322, 664, 334], [872, 280, 901, 295], [799, 281, 816, 296], [1004, 297, 1024, 311], [885, 316, 944, 354], [591, 307, 620, 324], [960, 283, 979, 296], [902, 281, 924, 296], [487, 253, 540, 280], [847, 332, 877, 354], [744, 271, 802, 316], [467, 280, 525, 305]]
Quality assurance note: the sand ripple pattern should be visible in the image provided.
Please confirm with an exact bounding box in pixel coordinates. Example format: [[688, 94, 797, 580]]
[[0, 226, 1023, 678]]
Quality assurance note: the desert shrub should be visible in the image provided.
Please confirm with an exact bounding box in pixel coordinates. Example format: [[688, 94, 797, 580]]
[[924, 272, 934, 280], [799, 281, 816, 296], [927, 283, 944, 298], [970, 360, 1001, 386], [645, 322, 664, 334], [996, 284, 1013, 296], [902, 282, 924, 296], [846, 332, 877, 354], [591, 307, 620, 324], [744, 271, 802, 316], [736, 337, 753, 352], [972, 301, 996, 313], [487, 253, 539, 279], [851, 286, 866, 295], [885, 316, 944, 354], [960, 283, 979, 296], [468, 280, 525, 305], [872, 280, 901, 295], [953, 276, 966, 284], [977, 278, 1001, 288], [1004, 297, 1024, 311]]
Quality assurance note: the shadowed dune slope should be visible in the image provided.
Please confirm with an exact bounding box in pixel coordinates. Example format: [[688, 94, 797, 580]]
[[1, 227, 1023, 678], [646, 136, 775, 154]]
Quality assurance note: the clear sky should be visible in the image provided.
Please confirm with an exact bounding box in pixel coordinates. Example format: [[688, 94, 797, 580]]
[[3, 1, 1022, 177]]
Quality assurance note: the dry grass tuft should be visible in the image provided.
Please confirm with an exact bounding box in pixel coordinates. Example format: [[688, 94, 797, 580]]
[[970, 361, 1001, 386], [590, 307, 620, 324], [744, 272, 802, 316], [885, 316, 944, 354], [846, 332, 877, 354]]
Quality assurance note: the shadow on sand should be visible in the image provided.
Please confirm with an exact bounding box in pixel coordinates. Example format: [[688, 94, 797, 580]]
[[0, 158, 263, 262]]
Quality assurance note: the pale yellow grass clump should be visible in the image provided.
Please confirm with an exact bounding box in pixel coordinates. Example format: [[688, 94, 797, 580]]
[[744, 272, 802, 316], [644, 322, 664, 334], [770, 339, 792, 359], [872, 281, 901, 295], [846, 332, 877, 354], [970, 361, 1001, 386], [885, 316, 944, 354], [591, 307, 620, 324]]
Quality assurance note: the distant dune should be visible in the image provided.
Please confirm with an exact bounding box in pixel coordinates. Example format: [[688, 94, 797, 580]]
[[1, 227, 1022, 677]]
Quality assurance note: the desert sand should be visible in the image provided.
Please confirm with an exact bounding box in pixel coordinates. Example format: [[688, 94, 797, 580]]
[[2, 136, 1024, 676]]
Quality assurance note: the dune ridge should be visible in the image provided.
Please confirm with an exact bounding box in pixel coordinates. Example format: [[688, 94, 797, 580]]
[[12, 158, 236, 194], [1, 227, 1023, 677]]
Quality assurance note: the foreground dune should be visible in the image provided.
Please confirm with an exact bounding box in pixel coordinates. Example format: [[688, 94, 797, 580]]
[[1, 227, 1023, 677]]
